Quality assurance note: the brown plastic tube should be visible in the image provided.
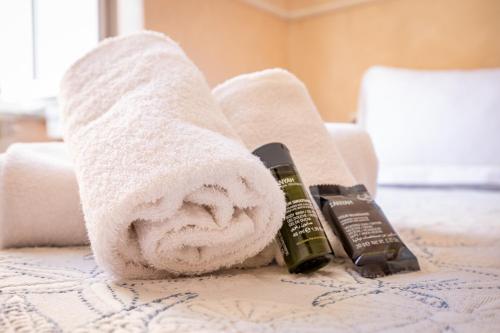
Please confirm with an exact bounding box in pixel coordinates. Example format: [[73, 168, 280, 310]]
[[310, 184, 420, 278]]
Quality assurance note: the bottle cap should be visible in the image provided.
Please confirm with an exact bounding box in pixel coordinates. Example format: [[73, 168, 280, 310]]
[[252, 142, 293, 169]]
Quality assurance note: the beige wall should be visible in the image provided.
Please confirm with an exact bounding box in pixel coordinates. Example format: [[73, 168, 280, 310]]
[[144, 0, 500, 122], [144, 0, 287, 86], [288, 0, 500, 121]]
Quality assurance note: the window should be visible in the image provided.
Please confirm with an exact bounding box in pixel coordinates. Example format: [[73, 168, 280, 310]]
[[0, 0, 100, 101]]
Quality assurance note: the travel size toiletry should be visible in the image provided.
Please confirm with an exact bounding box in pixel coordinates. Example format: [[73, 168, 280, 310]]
[[253, 143, 333, 274], [310, 184, 420, 278]]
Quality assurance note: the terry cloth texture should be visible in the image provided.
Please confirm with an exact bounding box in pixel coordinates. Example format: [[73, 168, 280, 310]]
[[0, 123, 377, 248], [213, 69, 364, 259], [0, 143, 86, 248], [59, 31, 285, 279], [213, 69, 358, 190]]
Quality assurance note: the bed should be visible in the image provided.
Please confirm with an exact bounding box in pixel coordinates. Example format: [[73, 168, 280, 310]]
[[3, 66, 500, 332], [1, 186, 499, 332]]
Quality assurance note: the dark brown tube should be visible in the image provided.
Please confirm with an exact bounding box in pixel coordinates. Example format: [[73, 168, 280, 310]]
[[310, 184, 420, 278]]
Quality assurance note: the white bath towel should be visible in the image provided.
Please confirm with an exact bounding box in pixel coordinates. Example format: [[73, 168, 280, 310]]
[[213, 69, 367, 258], [213, 69, 362, 190], [0, 143, 86, 248], [0, 123, 377, 249], [59, 32, 285, 279]]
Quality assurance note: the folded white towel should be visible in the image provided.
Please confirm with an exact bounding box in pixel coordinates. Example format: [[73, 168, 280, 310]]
[[0, 143, 86, 248], [59, 32, 285, 279], [0, 124, 377, 249], [213, 69, 365, 258]]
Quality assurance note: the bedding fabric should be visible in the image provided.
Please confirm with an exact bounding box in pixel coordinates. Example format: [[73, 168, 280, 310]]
[[1, 187, 499, 332]]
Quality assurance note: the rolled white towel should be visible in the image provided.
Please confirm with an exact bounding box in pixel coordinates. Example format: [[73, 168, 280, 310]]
[[213, 69, 360, 189], [0, 123, 377, 249], [59, 32, 285, 279], [0, 143, 86, 248], [213, 69, 362, 258]]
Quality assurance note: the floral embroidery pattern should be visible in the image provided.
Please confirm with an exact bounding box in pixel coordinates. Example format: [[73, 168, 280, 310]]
[[1, 188, 500, 332]]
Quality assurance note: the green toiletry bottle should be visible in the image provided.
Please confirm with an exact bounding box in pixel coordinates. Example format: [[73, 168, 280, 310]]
[[253, 142, 333, 274]]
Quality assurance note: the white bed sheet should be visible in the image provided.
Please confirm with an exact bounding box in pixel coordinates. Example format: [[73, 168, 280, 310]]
[[1, 187, 500, 332]]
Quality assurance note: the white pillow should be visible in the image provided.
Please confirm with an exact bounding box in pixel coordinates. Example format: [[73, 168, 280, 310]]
[[358, 66, 500, 186]]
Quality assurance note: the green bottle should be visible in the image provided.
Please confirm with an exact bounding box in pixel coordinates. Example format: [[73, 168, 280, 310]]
[[253, 142, 333, 273]]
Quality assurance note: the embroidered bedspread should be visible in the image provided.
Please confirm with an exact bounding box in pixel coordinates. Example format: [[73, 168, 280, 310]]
[[1, 187, 499, 332]]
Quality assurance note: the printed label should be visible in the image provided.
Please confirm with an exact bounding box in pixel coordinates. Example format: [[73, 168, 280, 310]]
[[326, 193, 401, 254], [271, 165, 331, 265]]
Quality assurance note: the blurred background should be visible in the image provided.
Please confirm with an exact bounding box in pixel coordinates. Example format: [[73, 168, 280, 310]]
[[1, 0, 499, 152]]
